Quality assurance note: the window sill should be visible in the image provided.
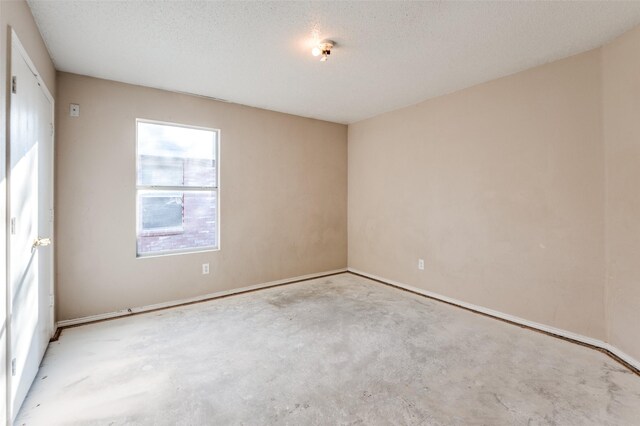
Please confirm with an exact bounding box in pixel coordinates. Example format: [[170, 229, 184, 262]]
[[136, 246, 220, 259]]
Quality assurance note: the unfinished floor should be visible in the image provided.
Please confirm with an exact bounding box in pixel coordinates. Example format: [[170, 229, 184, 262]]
[[16, 273, 640, 425]]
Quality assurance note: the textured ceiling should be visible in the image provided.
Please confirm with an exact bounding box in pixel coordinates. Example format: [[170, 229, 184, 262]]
[[27, 1, 640, 124]]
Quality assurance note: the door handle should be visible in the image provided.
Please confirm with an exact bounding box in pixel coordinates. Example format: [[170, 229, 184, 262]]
[[33, 237, 52, 249]]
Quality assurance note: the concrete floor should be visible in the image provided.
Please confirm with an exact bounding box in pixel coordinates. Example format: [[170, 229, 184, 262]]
[[16, 273, 640, 425]]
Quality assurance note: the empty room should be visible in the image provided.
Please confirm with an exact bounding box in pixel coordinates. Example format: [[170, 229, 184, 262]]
[[1, 0, 640, 424]]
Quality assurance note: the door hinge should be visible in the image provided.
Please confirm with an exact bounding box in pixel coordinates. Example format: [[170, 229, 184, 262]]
[[51, 122, 54, 136], [11, 76, 16, 94], [50, 294, 54, 307], [11, 358, 16, 376], [10, 217, 16, 234]]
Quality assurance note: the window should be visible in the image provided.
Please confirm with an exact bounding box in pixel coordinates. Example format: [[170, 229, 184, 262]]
[[139, 193, 184, 234], [136, 120, 219, 256]]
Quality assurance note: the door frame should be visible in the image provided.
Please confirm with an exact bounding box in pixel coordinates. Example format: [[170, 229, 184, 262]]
[[5, 28, 55, 422]]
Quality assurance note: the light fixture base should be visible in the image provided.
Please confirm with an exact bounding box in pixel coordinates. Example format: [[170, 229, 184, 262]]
[[320, 39, 335, 50], [313, 39, 336, 62]]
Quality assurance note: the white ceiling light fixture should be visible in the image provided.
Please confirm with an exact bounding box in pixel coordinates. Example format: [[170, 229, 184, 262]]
[[312, 39, 335, 62]]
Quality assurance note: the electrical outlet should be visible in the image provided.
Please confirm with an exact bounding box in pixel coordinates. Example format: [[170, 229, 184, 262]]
[[202, 263, 210, 275], [418, 259, 425, 270]]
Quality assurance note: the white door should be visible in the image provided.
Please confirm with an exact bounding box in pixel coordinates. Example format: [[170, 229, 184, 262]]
[[8, 33, 55, 419]]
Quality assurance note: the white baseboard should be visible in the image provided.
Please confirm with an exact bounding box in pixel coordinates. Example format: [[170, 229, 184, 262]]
[[603, 343, 640, 372], [348, 268, 640, 372], [57, 268, 348, 328]]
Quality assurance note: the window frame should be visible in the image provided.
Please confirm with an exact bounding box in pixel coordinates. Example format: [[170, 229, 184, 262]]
[[135, 118, 220, 258]]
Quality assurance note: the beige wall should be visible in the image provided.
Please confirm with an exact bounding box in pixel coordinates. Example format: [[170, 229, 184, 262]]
[[348, 49, 607, 340], [0, 0, 56, 422], [55, 72, 347, 321], [602, 27, 640, 361]]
